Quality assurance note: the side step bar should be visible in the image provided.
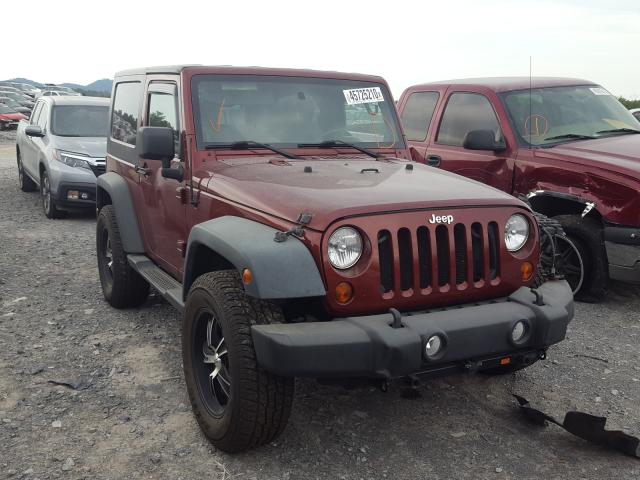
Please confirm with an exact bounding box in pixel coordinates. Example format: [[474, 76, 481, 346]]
[[127, 254, 185, 312]]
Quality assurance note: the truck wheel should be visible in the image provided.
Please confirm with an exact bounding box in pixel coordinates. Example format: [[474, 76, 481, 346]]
[[96, 205, 149, 308], [17, 153, 36, 192], [554, 215, 607, 302], [534, 213, 583, 293], [183, 271, 294, 453], [40, 170, 65, 219]]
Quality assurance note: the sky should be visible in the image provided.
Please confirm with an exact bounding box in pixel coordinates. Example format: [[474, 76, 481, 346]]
[[3, 0, 639, 99]]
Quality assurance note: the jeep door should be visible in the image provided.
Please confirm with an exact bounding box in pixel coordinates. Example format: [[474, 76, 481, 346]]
[[137, 79, 188, 278], [401, 87, 515, 193]]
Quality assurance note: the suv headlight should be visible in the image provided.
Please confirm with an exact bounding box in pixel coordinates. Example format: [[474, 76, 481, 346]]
[[328, 227, 363, 269], [53, 150, 91, 169], [505, 214, 529, 252]]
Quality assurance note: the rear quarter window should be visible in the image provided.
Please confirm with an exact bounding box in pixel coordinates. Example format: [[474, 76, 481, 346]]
[[111, 82, 141, 146], [400, 92, 439, 141]]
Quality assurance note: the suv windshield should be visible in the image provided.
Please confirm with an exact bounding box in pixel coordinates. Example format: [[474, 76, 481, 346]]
[[51, 105, 109, 137], [191, 75, 403, 150], [501, 85, 640, 146]]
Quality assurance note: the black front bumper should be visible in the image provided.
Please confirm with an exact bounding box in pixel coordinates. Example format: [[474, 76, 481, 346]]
[[605, 226, 640, 283], [252, 280, 574, 379]]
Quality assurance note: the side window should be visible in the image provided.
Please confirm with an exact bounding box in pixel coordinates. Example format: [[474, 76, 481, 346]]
[[30, 102, 43, 124], [37, 104, 49, 129], [111, 82, 141, 146], [400, 92, 439, 141], [147, 84, 179, 155], [436, 93, 500, 147]]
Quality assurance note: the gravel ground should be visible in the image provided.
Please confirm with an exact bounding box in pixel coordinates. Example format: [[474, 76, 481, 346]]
[[1, 129, 639, 479]]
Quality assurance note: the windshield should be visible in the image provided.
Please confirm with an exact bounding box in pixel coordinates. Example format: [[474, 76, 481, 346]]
[[0, 105, 13, 114], [501, 85, 640, 146], [191, 75, 403, 150], [0, 98, 19, 107], [51, 105, 109, 137]]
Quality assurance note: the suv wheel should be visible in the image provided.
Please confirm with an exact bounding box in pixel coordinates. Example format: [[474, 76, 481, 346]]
[[17, 153, 36, 192], [96, 205, 149, 308], [40, 170, 65, 219], [554, 215, 607, 302], [183, 271, 294, 453]]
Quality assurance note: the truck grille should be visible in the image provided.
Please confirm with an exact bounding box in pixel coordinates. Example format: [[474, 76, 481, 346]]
[[377, 221, 501, 295]]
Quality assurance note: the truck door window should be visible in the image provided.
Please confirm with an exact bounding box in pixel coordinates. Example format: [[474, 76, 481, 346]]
[[400, 92, 439, 141], [147, 84, 180, 156], [436, 93, 500, 147], [29, 102, 43, 124], [37, 104, 49, 130], [111, 82, 141, 146]]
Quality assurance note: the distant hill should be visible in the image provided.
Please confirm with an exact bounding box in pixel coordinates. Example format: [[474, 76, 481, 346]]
[[5, 77, 113, 94]]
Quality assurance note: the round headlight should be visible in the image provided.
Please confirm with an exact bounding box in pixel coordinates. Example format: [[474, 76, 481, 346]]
[[328, 227, 363, 269], [505, 214, 529, 252]]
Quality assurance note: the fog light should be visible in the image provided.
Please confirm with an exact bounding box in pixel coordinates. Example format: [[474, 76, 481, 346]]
[[425, 335, 443, 358], [511, 321, 527, 343], [80, 192, 89, 200], [335, 282, 353, 304], [67, 190, 79, 200]]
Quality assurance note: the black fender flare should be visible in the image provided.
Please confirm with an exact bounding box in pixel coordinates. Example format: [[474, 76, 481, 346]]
[[96, 172, 145, 253], [184, 216, 326, 300]]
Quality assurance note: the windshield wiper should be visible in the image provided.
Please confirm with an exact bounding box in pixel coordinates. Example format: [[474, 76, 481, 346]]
[[204, 140, 299, 159], [544, 133, 597, 141], [297, 140, 380, 159], [595, 128, 640, 135]]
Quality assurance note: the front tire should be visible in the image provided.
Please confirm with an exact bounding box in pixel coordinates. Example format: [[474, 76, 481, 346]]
[[554, 215, 608, 302], [96, 205, 149, 308], [40, 170, 65, 219], [183, 271, 294, 453]]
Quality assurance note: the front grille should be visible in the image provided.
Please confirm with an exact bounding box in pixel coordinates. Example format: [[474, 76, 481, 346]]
[[378, 221, 501, 295]]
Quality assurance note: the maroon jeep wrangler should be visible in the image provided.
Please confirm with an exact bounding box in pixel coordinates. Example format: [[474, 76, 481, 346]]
[[96, 66, 573, 452], [397, 77, 640, 301]]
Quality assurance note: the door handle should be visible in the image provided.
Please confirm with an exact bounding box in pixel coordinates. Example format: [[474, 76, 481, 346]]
[[426, 155, 442, 167], [135, 165, 151, 176]]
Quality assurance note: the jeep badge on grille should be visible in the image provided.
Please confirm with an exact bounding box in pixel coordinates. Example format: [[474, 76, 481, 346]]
[[428, 214, 454, 224]]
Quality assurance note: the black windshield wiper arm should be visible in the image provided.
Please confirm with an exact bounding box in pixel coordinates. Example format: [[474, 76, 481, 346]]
[[298, 140, 380, 159], [595, 128, 640, 135], [544, 133, 597, 141], [204, 140, 299, 159]]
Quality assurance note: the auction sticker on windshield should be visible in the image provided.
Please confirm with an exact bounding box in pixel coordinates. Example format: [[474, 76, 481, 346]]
[[343, 87, 384, 105], [590, 87, 610, 96]]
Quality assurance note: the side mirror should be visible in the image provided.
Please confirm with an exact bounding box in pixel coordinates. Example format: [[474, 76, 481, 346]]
[[463, 129, 506, 152], [139, 126, 175, 167], [25, 125, 44, 138]]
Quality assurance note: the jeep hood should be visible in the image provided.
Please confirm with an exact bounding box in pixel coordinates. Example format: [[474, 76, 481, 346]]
[[535, 134, 640, 178], [206, 156, 524, 230], [51, 136, 107, 158]]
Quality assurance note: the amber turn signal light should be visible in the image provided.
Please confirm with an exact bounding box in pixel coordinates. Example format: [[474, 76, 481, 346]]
[[520, 262, 534, 282], [242, 268, 253, 285], [335, 282, 353, 304], [500, 357, 512, 366]]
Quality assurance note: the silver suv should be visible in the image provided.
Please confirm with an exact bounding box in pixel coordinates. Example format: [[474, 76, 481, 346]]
[[16, 96, 110, 218]]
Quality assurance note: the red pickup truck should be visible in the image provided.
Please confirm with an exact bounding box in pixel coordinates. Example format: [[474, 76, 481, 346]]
[[397, 77, 640, 301]]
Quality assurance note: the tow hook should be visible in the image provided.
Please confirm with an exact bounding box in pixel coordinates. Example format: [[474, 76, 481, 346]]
[[530, 288, 545, 306]]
